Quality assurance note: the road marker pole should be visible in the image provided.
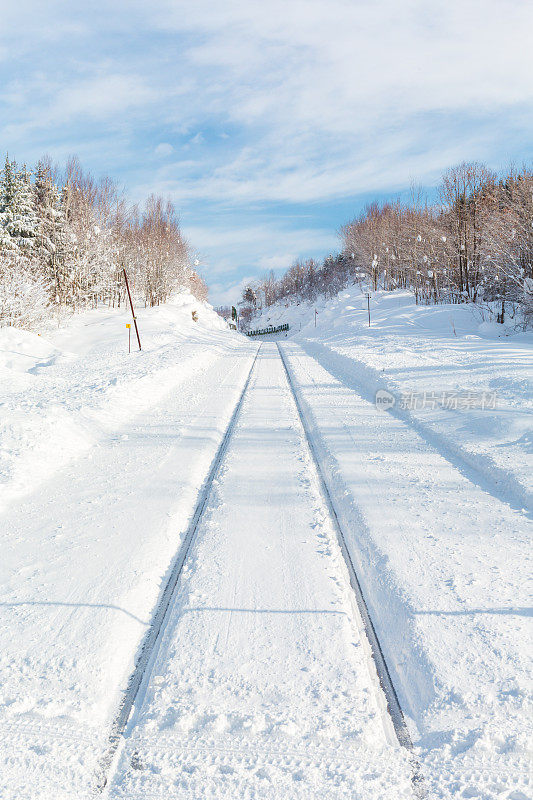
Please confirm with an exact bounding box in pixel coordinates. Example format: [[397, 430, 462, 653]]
[[126, 323, 131, 353], [123, 268, 142, 351]]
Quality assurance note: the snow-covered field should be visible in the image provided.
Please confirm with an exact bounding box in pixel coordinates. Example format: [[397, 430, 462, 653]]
[[0, 293, 234, 513], [249, 290, 533, 797], [280, 342, 531, 799], [250, 289, 533, 512], [1, 288, 531, 799]]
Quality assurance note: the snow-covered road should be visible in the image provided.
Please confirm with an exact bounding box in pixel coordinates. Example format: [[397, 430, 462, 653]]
[[106, 342, 414, 798], [1, 307, 530, 799]]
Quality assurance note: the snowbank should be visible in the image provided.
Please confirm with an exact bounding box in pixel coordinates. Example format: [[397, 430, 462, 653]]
[[0, 291, 232, 512], [0, 328, 62, 373]]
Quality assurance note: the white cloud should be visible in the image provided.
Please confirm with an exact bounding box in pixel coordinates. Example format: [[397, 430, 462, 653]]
[[155, 142, 174, 157], [2, 0, 532, 296], [147, 0, 533, 204], [158, 0, 533, 125], [182, 222, 336, 267], [3, 0, 532, 205], [0, 70, 161, 148], [257, 254, 297, 272], [52, 73, 159, 120], [208, 275, 257, 307]]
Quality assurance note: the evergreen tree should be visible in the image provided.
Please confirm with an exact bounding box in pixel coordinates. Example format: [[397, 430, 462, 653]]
[[0, 156, 40, 251], [0, 157, 17, 252]]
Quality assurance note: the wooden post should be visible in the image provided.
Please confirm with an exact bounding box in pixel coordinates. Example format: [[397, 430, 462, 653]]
[[123, 268, 141, 351]]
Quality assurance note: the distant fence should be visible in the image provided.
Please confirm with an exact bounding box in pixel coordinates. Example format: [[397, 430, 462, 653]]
[[246, 323, 289, 337]]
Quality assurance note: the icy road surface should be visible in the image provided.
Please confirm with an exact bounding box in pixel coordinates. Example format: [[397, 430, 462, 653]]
[[107, 342, 414, 798]]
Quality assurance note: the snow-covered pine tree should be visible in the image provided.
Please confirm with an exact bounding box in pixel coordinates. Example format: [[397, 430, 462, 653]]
[[0, 157, 18, 253], [0, 156, 51, 328], [0, 156, 40, 252]]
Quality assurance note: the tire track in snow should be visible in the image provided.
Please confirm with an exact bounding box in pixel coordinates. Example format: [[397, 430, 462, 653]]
[[277, 341, 427, 798], [94, 344, 262, 792], [98, 340, 423, 797]]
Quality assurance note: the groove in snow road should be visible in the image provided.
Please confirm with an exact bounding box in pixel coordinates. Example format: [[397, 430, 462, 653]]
[[101, 342, 419, 798], [95, 343, 262, 791], [278, 341, 426, 797]]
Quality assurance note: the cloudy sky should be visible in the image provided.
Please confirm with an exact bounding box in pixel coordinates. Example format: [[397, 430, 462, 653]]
[[1, 0, 532, 305]]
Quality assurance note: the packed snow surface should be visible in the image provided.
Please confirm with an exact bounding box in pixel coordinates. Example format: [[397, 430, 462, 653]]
[[0, 288, 531, 799], [108, 344, 413, 798]]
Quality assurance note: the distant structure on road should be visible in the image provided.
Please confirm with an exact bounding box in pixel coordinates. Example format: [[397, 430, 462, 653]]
[[246, 323, 290, 337], [215, 305, 238, 330]]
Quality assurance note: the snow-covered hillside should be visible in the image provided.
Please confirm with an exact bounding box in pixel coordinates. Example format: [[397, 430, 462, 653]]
[[247, 288, 533, 510]]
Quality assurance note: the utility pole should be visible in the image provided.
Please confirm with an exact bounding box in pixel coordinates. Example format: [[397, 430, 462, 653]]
[[123, 268, 142, 351]]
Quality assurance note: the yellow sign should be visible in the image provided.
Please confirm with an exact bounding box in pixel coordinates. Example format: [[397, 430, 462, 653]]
[[126, 323, 131, 328]]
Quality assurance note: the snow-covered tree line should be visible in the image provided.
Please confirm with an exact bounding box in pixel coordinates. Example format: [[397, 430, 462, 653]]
[[341, 164, 533, 322], [238, 254, 358, 326], [240, 163, 533, 326], [0, 154, 207, 329]]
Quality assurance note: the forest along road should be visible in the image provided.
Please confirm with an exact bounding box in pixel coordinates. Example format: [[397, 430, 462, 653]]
[[106, 342, 415, 799]]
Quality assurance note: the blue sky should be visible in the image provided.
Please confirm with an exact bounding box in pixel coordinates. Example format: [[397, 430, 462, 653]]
[[1, 0, 532, 306]]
